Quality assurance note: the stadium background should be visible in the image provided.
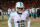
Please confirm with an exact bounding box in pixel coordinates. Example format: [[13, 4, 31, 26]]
[[0, 0, 40, 9], [0, 0, 40, 27]]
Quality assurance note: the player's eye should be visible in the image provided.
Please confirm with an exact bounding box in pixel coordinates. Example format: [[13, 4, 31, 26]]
[[17, 7, 23, 9]]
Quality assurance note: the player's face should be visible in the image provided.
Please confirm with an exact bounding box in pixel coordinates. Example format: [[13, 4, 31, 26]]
[[17, 7, 23, 11]]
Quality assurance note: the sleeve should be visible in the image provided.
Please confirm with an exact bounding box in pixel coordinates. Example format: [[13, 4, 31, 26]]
[[8, 14, 13, 27], [26, 11, 30, 27], [27, 18, 30, 27]]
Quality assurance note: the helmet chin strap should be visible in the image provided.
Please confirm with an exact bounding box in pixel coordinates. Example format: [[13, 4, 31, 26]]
[[17, 11, 23, 17]]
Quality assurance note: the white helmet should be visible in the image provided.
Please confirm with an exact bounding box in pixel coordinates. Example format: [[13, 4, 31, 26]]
[[15, 2, 24, 13]]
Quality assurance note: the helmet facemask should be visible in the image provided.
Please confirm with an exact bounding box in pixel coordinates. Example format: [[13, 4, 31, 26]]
[[16, 7, 24, 13]]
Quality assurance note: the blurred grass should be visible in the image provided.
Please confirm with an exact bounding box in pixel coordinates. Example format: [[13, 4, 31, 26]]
[[0, 15, 40, 27]]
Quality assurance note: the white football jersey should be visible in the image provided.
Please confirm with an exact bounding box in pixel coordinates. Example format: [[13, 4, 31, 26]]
[[0, 10, 2, 14], [0, 10, 2, 12], [8, 10, 30, 27], [29, 9, 32, 13], [8, 9, 11, 14]]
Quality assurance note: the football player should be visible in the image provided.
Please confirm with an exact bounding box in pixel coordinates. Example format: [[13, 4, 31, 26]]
[[8, 8, 11, 18], [8, 2, 30, 27], [0, 9, 3, 19]]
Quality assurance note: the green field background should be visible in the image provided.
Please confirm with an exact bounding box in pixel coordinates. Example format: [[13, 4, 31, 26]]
[[0, 15, 40, 27]]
